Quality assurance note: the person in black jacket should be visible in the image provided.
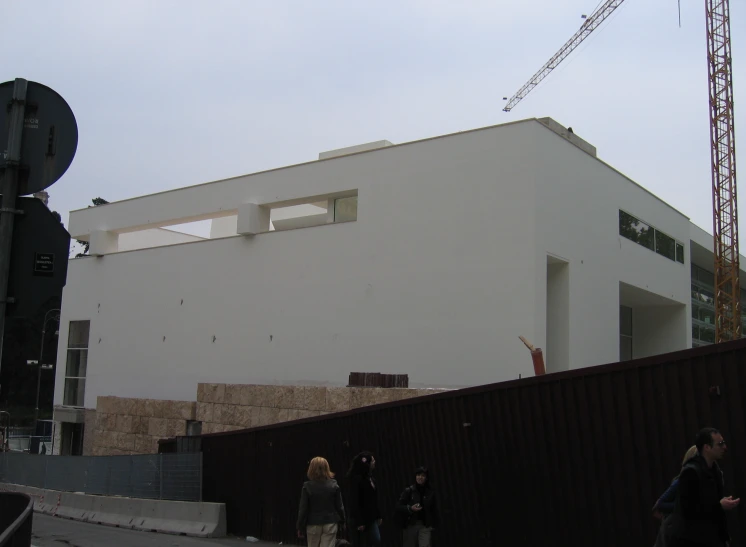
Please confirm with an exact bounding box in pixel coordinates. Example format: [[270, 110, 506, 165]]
[[346, 451, 381, 546], [395, 467, 439, 547], [668, 428, 740, 547], [297, 457, 346, 547]]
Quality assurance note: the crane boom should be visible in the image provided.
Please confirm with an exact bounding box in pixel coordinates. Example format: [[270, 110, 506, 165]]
[[503, 0, 626, 112], [707, 0, 741, 341]]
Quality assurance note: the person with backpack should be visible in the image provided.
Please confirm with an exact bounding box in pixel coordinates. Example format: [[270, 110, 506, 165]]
[[395, 467, 439, 547], [652, 445, 697, 547], [668, 428, 740, 547]]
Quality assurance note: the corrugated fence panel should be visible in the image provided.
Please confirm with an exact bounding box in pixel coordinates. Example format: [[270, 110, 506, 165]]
[[201, 339, 746, 546]]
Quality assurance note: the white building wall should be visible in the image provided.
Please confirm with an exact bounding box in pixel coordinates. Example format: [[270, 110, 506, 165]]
[[118, 228, 205, 251], [531, 122, 692, 368], [55, 121, 542, 407], [634, 306, 688, 356], [210, 216, 238, 239]]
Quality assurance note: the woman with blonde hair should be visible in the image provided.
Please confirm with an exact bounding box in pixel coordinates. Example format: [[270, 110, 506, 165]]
[[652, 445, 698, 547], [297, 457, 346, 547]]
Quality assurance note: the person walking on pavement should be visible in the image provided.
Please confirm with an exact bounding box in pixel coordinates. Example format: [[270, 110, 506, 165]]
[[652, 445, 698, 547], [346, 451, 382, 546], [668, 428, 740, 547], [297, 457, 346, 547], [395, 466, 439, 547]]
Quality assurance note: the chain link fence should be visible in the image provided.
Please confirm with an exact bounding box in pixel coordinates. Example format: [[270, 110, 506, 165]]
[[0, 452, 202, 501]]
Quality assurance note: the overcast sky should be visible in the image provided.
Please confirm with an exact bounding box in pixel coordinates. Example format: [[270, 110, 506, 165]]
[[2, 0, 745, 243]]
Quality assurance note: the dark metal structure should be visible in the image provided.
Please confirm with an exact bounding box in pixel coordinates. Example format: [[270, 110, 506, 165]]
[[0, 197, 70, 411], [0, 492, 33, 547], [348, 372, 409, 388], [201, 339, 746, 546], [0, 78, 77, 398]]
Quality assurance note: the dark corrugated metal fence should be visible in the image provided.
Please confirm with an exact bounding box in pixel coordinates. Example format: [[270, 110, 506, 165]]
[[201, 339, 746, 546]]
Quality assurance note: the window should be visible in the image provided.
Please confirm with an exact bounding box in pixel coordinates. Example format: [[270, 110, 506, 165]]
[[692, 265, 715, 287], [676, 243, 685, 264], [699, 288, 714, 306], [63, 321, 89, 407], [700, 325, 716, 344], [700, 268, 714, 286], [691, 285, 700, 301], [334, 196, 357, 222], [698, 307, 715, 325], [655, 231, 676, 261], [619, 211, 654, 251], [690, 265, 746, 347], [618, 210, 684, 264]]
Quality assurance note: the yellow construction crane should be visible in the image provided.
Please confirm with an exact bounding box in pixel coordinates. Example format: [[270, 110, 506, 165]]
[[504, 0, 740, 343]]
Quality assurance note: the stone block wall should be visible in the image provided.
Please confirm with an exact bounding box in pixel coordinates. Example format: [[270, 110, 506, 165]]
[[83, 409, 97, 456], [196, 384, 445, 434], [52, 421, 62, 456], [89, 385, 448, 455], [92, 397, 196, 456]]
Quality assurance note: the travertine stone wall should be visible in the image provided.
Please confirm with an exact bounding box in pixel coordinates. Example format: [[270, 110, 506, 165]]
[[91, 385, 448, 455], [92, 397, 196, 456], [83, 409, 97, 456], [196, 384, 444, 434], [52, 421, 62, 455]]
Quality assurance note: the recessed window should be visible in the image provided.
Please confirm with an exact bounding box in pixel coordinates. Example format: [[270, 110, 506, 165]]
[[700, 325, 716, 343], [690, 264, 746, 346], [699, 287, 714, 306], [676, 243, 685, 264], [699, 307, 715, 325], [655, 231, 676, 261], [618, 210, 684, 264], [334, 196, 357, 222], [619, 211, 654, 251], [63, 320, 89, 407]]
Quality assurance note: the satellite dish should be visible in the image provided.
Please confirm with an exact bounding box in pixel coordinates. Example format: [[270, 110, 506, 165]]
[[0, 80, 78, 196]]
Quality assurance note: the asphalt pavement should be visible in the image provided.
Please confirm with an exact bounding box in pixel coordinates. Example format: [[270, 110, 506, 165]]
[[31, 513, 281, 547]]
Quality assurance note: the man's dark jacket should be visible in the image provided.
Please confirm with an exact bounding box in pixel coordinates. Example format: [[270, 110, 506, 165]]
[[668, 455, 729, 547], [395, 484, 440, 529]]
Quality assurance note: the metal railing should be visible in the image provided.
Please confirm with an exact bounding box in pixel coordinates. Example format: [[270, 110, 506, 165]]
[[0, 492, 33, 547], [0, 452, 202, 501]]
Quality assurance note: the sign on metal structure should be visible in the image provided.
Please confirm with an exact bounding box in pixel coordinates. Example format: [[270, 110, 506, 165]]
[[0, 79, 77, 397], [0, 80, 78, 196]]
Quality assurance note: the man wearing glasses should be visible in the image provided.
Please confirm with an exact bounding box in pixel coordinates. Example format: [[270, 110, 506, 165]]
[[669, 428, 740, 547]]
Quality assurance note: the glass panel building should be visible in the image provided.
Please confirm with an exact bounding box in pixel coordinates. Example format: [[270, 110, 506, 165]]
[[691, 264, 746, 347]]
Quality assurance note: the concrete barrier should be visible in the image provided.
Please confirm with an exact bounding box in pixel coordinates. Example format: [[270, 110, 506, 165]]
[[0, 483, 226, 537]]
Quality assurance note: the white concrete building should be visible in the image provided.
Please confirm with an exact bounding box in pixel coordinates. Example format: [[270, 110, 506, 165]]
[[52, 117, 745, 451]]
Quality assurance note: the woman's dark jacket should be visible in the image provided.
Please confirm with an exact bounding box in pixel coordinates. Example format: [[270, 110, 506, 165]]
[[297, 479, 346, 530], [347, 475, 380, 524]]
